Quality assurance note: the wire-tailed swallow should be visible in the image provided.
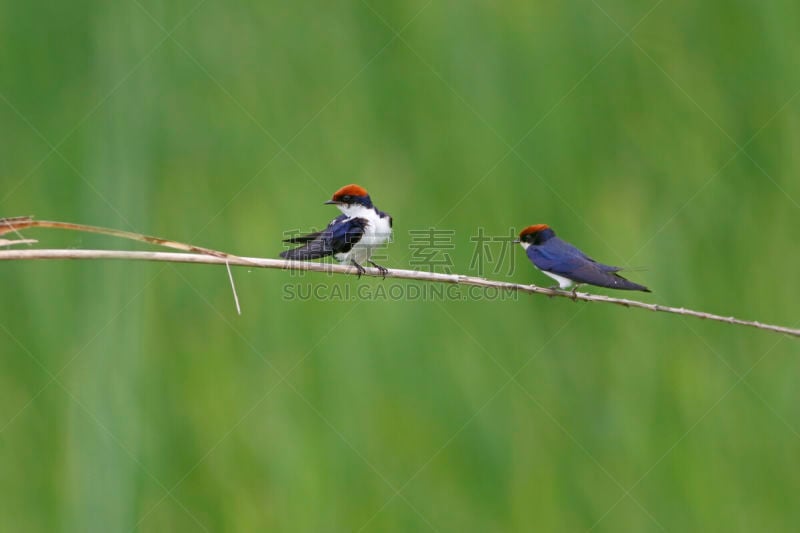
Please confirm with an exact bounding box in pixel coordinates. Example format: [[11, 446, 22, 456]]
[[515, 224, 650, 293], [280, 184, 393, 277]]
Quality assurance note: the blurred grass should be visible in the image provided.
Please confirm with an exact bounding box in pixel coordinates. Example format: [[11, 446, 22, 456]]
[[1, 1, 800, 531]]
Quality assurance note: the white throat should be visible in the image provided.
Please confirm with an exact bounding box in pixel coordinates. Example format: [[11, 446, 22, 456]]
[[519, 241, 531, 250], [338, 204, 374, 217]]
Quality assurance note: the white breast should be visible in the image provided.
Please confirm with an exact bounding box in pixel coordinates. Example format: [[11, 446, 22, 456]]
[[540, 270, 574, 289], [358, 209, 392, 248], [334, 205, 392, 263]]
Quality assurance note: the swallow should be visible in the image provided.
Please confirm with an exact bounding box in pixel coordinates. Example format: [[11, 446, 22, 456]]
[[515, 224, 650, 293], [280, 184, 393, 277]]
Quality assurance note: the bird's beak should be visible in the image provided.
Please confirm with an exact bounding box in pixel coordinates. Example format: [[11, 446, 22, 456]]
[[324, 200, 340, 205], [512, 239, 520, 244]]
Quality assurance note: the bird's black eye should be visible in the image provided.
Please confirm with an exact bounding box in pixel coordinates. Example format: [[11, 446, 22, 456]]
[[342, 195, 352, 203]]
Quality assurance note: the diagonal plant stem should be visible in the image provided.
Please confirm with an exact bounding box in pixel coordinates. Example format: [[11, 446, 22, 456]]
[[0, 216, 252, 312], [0, 217, 797, 339], [0, 216, 257, 261]]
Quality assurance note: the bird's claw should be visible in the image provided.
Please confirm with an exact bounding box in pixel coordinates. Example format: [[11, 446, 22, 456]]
[[368, 261, 389, 279], [570, 286, 581, 302], [352, 261, 366, 278]]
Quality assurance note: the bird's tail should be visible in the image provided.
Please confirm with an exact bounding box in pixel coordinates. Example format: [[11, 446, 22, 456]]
[[611, 275, 651, 292]]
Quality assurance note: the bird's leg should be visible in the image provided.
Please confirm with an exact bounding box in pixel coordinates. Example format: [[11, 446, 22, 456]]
[[570, 285, 582, 302], [546, 285, 559, 298], [351, 260, 366, 278], [367, 260, 388, 279]]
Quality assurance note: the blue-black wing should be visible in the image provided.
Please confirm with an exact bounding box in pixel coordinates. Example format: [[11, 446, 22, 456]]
[[546, 237, 621, 272], [280, 216, 367, 260], [283, 231, 323, 244], [283, 214, 347, 244], [528, 244, 649, 291]]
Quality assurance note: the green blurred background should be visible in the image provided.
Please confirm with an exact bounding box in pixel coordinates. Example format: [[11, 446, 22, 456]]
[[2, 1, 799, 531]]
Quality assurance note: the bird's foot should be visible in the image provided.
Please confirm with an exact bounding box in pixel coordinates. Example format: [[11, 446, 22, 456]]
[[368, 260, 388, 279], [351, 261, 366, 278], [570, 286, 582, 302]]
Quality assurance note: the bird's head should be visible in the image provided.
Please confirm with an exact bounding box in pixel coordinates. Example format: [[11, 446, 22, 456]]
[[514, 224, 556, 248], [324, 184, 373, 213]]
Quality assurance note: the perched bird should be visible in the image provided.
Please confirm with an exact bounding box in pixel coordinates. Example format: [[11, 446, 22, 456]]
[[515, 224, 650, 293], [280, 184, 393, 277]]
